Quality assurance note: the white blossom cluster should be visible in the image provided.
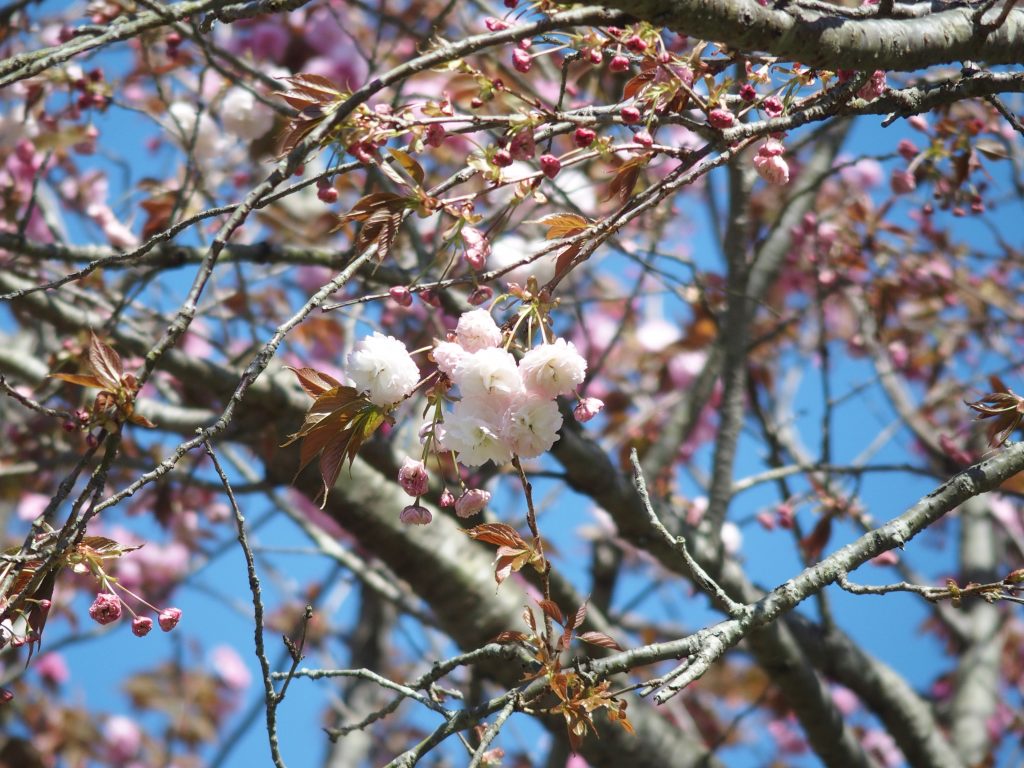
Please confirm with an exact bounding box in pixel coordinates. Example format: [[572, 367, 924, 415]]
[[346, 332, 421, 407], [434, 310, 586, 466]]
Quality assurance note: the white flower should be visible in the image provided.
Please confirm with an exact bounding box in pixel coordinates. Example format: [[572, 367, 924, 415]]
[[519, 338, 586, 398], [455, 309, 502, 352], [433, 340, 467, 377], [452, 348, 524, 402], [221, 87, 275, 140], [346, 332, 420, 406], [166, 101, 223, 160], [436, 397, 512, 467], [501, 395, 563, 458]]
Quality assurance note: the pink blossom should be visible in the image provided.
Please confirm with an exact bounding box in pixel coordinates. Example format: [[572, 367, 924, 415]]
[[104, 715, 141, 762], [519, 339, 587, 398], [346, 333, 420, 406], [158, 607, 182, 632], [512, 48, 531, 73], [433, 340, 469, 377], [463, 226, 491, 270], [574, 397, 604, 422], [890, 169, 916, 194], [455, 489, 491, 518], [398, 457, 429, 497], [509, 131, 535, 160], [708, 108, 734, 129], [762, 96, 784, 117], [857, 70, 887, 101], [539, 154, 561, 178], [439, 488, 456, 507], [34, 652, 69, 686], [754, 141, 790, 185], [389, 286, 413, 307], [501, 395, 563, 457], [132, 616, 153, 637], [456, 309, 502, 352], [400, 503, 432, 525], [16, 491, 49, 522], [211, 645, 252, 691], [574, 127, 596, 147], [89, 592, 122, 625]]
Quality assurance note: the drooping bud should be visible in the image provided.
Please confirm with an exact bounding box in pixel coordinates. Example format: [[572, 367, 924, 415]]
[[158, 607, 182, 632], [400, 503, 432, 525], [132, 616, 153, 637], [573, 397, 604, 423], [455, 489, 491, 518], [398, 457, 430, 497], [88, 593, 122, 626]]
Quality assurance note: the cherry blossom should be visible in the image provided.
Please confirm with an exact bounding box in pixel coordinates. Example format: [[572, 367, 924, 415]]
[[346, 333, 420, 407]]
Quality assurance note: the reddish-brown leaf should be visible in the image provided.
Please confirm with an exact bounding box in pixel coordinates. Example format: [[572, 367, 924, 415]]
[[537, 599, 564, 626], [494, 630, 529, 644], [577, 631, 623, 651], [799, 516, 832, 563], [464, 523, 528, 549], [49, 373, 106, 389], [287, 366, 342, 398], [88, 333, 124, 391]]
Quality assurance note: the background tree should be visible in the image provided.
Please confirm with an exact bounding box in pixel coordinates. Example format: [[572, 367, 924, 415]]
[[1, 1, 1024, 766]]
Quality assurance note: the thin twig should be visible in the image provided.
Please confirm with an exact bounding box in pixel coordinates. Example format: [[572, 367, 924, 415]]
[[628, 449, 745, 618], [204, 439, 288, 768]]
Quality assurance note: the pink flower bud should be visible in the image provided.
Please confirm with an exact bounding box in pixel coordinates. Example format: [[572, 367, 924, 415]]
[[762, 96, 783, 117], [425, 123, 446, 148], [634, 130, 653, 148], [509, 131, 535, 160], [897, 138, 917, 161], [708, 108, 734, 129], [439, 489, 456, 507], [158, 607, 182, 632], [754, 141, 789, 185], [620, 105, 641, 124], [539, 154, 561, 178], [400, 503, 432, 525], [739, 83, 756, 101], [890, 169, 916, 195], [512, 49, 532, 73], [625, 35, 647, 53], [317, 186, 338, 204], [88, 592, 122, 625], [857, 70, 886, 101], [573, 127, 596, 148], [586, 48, 603, 65], [455, 489, 491, 518], [463, 226, 491, 269], [389, 286, 413, 307], [573, 397, 604, 423], [609, 54, 630, 72], [493, 148, 513, 167], [484, 17, 510, 32], [132, 616, 153, 637], [398, 457, 430, 497], [908, 115, 929, 132]]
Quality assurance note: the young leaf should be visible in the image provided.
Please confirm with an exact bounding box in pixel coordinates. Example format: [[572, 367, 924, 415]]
[[531, 213, 590, 240], [578, 631, 624, 651]]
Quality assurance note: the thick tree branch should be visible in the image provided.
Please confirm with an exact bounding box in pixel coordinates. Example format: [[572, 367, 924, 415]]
[[588, 0, 1024, 70]]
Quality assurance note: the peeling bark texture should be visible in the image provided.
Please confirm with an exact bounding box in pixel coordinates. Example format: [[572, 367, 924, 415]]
[[584, 0, 1024, 70]]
